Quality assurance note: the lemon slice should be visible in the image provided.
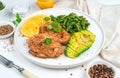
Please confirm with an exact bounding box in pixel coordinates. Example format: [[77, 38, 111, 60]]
[[21, 22, 39, 37], [21, 14, 51, 37], [26, 15, 44, 26], [36, 14, 51, 22]]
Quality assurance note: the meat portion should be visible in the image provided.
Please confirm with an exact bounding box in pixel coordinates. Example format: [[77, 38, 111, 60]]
[[40, 22, 70, 45], [27, 22, 70, 58], [27, 34, 64, 58]]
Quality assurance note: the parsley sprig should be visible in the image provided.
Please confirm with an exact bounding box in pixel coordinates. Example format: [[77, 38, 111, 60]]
[[52, 21, 59, 26], [0, 1, 5, 10], [54, 27, 62, 32], [44, 17, 51, 21], [12, 13, 22, 26], [46, 21, 62, 32], [44, 38, 52, 45], [47, 25, 52, 30]]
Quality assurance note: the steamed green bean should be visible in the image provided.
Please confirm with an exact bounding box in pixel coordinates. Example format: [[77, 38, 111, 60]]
[[50, 13, 90, 34]]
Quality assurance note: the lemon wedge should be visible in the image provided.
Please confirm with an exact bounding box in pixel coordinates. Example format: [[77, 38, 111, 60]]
[[20, 14, 51, 37], [37, 14, 51, 23], [26, 15, 44, 26], [21, 22, 39, 37]]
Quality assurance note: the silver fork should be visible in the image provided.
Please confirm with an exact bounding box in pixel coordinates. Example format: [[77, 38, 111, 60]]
[[0, 55, 24, 71], [0, 55, 40, 78]]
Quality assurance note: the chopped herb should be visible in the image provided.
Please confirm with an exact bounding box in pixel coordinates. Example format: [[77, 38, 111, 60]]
[[0, 1, 4, 10], [44, 17, 50, 21], [44, 38, 52, 45], [54, 27, 62, 32], [52, 21, 59, 26], [47, 25, 52, 30], [12, 13, 22, 26], [16, 13, 22, 23], [12, 21, 18, 25]]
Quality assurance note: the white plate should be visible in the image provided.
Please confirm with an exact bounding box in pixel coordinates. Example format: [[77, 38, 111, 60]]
[[14, 8, 104, 69]]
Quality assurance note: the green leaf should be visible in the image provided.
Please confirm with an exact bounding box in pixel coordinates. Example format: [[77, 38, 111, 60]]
[[0, 1, 4, 10], [44, 38, 52, 45], [47, 25, 52, 30], [16, 13, 20, 18], [12, 13, 22, 26], [44, 17, 50, 21], [12, 20, 18, 25], [16, 18, 22, 23], [54, 27, 62, 32], [16, 13, 22, 23], [52, 21, 59, 26]]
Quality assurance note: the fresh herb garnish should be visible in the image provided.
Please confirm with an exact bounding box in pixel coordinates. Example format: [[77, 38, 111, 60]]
[[44, 38, 52, 45], [12, 13, 22, 26], [52, 21, 59, 26], [44, 17, 50, 21], [0, 1, 4, 10], [54, 27, 62, 32], [47, 25, 52, 30], [16, 13, 22, 22]]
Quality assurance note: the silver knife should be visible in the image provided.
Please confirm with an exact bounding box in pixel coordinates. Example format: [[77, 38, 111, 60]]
[[0, 55, 40, 78]]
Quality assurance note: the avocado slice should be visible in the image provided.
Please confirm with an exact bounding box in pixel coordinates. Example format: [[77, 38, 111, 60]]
[[66, 30, 95, 58]]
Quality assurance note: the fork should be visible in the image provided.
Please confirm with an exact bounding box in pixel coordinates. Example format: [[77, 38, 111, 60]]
[[0, 55, 40, 78]]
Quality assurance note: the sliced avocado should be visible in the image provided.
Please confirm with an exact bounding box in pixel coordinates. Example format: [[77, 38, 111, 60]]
[[66, 30, 95, 58]]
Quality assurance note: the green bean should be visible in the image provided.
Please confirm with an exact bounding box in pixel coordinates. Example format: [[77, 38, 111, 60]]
[[50, 15, 57, 21], [50, 13, 90, 34]]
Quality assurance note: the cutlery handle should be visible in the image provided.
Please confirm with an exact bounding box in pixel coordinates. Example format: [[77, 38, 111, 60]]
[[22, 69, 40, 78]]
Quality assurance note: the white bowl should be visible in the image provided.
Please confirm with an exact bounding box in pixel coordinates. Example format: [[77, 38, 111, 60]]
[[11, 4, 30, 17], [0, 1, 6, 14], [0, 21, 15, 39], [86, 60, 117, 78]]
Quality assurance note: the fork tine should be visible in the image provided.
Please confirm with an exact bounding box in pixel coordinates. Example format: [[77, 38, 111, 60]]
[[0, 55, 13, 67], [0, 55, 6, 60], [0, 55, 9, 61], [0, 55, 10, 63], [0, 55, 24, 71]]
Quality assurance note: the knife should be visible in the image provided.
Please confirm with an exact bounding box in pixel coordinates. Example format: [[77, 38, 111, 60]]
[[0, 55, 40, 78]]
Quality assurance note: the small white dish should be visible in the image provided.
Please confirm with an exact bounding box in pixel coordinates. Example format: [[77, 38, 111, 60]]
[[86, 60, 117, 78], [11, 4, 30, 17], [0, 21, 15, 39]]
